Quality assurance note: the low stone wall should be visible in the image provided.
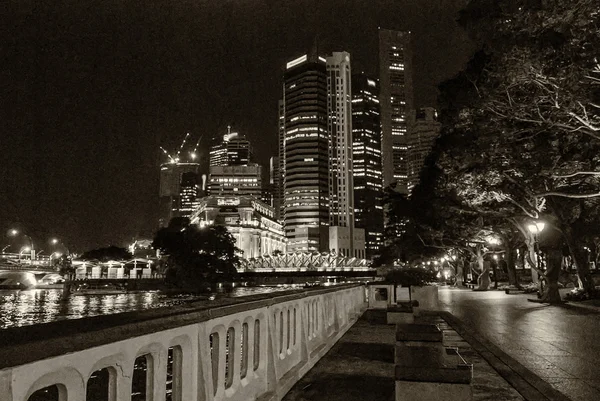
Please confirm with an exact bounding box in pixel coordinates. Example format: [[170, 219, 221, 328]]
[[0, 284, 367, 401]]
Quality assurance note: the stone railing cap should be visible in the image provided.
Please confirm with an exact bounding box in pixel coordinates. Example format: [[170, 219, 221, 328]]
[[0, 283, 362, 370]]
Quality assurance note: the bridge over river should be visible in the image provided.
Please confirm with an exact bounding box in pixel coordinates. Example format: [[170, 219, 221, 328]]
[[0, 283, 366, 401]]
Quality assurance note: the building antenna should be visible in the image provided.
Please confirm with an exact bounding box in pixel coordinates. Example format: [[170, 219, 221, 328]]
[[175, 132, 190, 162]]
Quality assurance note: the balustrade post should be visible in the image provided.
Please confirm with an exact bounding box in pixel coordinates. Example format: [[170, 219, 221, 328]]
[[151, 349, 168, 401]]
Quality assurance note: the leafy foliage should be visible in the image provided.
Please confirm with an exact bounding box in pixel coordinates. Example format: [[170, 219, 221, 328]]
[[384, 268, 437, 288], [152, 219, 240, 290], [79, 246, 132, 262]]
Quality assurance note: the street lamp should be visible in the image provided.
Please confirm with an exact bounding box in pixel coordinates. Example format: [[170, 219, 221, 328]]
[[19, 246, 31, 263], [10, 229, 35, 262], [527, 221, 546, 272]]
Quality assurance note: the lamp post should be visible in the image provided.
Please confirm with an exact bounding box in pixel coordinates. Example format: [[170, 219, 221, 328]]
[[9, 229, 35, 264], [19, 246, 31, 264], [527, 221, 546, 281]]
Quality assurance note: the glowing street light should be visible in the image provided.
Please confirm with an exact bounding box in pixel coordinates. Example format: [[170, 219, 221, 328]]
[[9, 229, 18, 236], [50, 238, 59, 245], [527, 220, 546, 273], [527, 221, 546, 235]]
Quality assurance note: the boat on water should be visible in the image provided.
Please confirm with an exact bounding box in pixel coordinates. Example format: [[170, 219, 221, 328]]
[[0, 272, 37, 290], [73, 283, 133, 295]]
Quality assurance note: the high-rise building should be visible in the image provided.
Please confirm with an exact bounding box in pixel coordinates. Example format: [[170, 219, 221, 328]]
[[352, 73, 384, 258], [179, 171, 201, 217], [327, 52, 354, 229], [209, 127, 253, 166], [379, 29, 414, 193], [158, 162, 202, 226], [269, 156, 281, 218], [208, 165, 262, 197], [276, 99, 286, 220], [326, 52, 364, 258], [283, 54, 329, 253], [407, 107, 441, 193]]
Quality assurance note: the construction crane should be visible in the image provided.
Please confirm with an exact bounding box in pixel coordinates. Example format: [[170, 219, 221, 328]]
[[190, 135, 204, 161], [174, 132, 191, 162], [159, 146, 176, 164], [160, 132, 203, 164]]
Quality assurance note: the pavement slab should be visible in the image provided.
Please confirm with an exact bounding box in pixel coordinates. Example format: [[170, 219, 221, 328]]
[[283, 310, 523, 401], [439, 287, 600, 401]]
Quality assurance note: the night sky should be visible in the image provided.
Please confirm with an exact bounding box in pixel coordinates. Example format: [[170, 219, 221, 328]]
[[0, 0, 474, 252]]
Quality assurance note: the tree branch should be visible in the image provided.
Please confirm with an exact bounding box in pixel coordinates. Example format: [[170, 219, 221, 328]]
[[535, 191, 600, 199], [552, 171, 600, 179]]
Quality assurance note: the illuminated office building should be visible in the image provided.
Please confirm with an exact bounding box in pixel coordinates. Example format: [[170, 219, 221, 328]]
[[352, 73, 383, 258], [407, 107, 441, 193], [280, 52, 365, 258], [158, 162, 204, 226], [282, 54, 329, 253], [209, 127, 253, 167], [379, 29, 414, 193], [208, 165, 262, 197]]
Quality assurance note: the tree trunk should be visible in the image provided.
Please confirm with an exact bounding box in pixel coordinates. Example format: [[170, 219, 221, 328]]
[[526, 236, 540, 284], [61, 276, 73, 300], [506, 247, 519, 288], [455, 259, 464, 287], [567, 238, 595, 297], [491, 260, 498, 289], [539, 248, 562, 303], [476, 251, 490, 291]]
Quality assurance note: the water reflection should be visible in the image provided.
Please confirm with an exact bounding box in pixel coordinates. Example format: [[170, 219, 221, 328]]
[[0, 284, 303, 329]]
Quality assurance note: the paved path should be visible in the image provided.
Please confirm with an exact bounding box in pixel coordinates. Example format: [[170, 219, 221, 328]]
[[439, 287, 600, 401], [283, 310, 523, 401]]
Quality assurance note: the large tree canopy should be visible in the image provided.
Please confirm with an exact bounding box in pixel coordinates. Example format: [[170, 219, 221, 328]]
[[78, 246, 132, 262], [381, 0, 600, 300], [152, 218, 240, 290]]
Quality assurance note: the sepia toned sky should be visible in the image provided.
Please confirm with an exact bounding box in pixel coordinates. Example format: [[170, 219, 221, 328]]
[[0, 0, 474, 251]]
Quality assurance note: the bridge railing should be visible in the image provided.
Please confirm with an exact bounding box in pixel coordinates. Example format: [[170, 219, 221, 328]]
[[0, 284, 367, 401]]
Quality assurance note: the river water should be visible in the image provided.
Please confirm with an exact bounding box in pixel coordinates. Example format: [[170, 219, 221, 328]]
[[0, 285, 303, 330]]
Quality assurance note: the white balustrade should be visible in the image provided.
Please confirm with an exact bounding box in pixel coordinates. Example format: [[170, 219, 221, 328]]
[[0, 284, 367, 401]]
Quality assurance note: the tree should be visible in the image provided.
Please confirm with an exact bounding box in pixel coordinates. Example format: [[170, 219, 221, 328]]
[[152, 219, 240, 290], [430, 0, 600, 301], [56, 255, 75, 300], [79, 246, 132, 262]]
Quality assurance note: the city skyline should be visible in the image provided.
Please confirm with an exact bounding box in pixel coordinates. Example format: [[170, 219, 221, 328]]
[[1, 1, 473, 251]]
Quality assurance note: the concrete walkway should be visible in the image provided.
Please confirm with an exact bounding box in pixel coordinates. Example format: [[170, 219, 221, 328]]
[[283, 310, 524, 401], [439, 287, 600, 401]]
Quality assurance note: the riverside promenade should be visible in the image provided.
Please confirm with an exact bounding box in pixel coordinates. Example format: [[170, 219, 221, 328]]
[[283, 287, 600, 401], [439, 287, 600, 401]]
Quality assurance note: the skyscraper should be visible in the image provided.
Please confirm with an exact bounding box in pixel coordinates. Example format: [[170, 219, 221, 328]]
[[407, 107, 441, 192], [352, 73, 384, 258], [209, 127, 253, 166], [179, 171, 201, 217], [283, 54, 329, 252], [327, 52, 354, 229], [379, 29, 414, 193], [326, 52, 364, 258], [158, 162, 202, 226]]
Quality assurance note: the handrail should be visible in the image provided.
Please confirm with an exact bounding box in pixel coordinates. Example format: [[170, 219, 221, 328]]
[[0, 283, 362, 370]]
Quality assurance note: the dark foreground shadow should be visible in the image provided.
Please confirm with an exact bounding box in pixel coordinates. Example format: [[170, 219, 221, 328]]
[[335, 342, 394, 363], [285, 374, 395, 401]]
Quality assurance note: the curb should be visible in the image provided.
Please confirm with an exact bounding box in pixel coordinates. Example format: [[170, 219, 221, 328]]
[[439, 311, 572, 401], [562, 302, 600, 313]]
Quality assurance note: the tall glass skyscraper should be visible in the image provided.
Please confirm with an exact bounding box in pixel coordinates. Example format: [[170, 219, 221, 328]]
[[352, 73, 384, 258], [282, 54, 329, 252], [379, 29, 414, 194]]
